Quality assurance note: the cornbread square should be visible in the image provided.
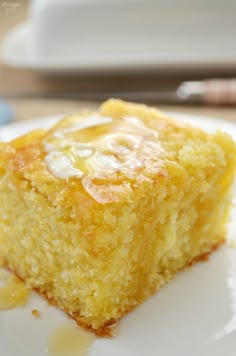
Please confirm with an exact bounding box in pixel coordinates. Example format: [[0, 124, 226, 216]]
[[0, 99, 235, 335]]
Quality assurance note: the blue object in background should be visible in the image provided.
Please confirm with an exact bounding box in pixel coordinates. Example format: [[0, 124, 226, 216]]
[[0, 99, 14, 125]]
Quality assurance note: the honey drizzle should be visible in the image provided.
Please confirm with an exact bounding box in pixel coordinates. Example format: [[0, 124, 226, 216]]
[[43, 114, 162, 179], [0, 270, 29, 310], [0, 269, 7, 280], [47, 324, 94, 356]]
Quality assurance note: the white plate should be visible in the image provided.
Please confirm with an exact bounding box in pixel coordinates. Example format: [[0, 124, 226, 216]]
[[0, 112, 236, 356]]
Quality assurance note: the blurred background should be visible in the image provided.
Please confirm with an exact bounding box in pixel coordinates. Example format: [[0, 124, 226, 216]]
[[0, 0, 236, 124]]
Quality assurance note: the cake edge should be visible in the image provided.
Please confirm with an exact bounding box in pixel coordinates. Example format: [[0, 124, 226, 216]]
[[1, 238, 225, 337]]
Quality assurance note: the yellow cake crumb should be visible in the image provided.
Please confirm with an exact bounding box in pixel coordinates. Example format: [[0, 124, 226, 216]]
[[32, 309, 41, 318]]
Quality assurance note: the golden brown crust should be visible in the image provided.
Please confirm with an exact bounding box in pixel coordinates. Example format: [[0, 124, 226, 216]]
[[186, 239, 225, 267]]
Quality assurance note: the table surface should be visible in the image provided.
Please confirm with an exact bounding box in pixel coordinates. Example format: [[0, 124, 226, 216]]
[[0, 0, 236, 124]]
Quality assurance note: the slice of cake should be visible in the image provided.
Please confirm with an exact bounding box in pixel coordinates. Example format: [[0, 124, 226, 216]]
[[0, 99, 235, 335]]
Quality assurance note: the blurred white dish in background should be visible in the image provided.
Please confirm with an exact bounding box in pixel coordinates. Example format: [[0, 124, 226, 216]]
[[1, 0, 236, 74]]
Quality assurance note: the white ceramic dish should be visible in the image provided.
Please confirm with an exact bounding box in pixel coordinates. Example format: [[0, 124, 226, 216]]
[[2, 8, 236, 76], [0, 112, 236, 356]]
